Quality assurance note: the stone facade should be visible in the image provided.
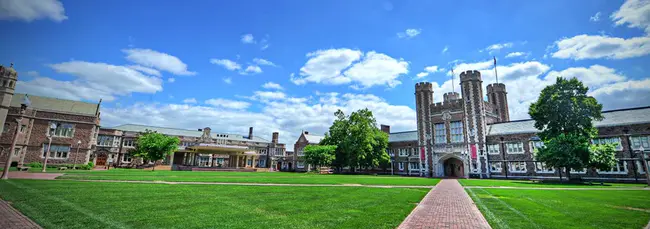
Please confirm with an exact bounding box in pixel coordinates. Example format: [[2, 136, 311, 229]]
[[292, 131, 324, 172]]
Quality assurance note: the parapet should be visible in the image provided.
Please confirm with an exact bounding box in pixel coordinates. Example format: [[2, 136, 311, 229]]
[[431, 99, 463, 113], [460, 70, 481, 82], [487, 83, 506, 93], [415, 82, 433, 91], [443, 92, 459, 102]]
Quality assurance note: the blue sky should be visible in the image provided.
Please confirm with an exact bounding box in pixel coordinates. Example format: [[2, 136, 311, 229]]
[[1, 0, 649, 146]]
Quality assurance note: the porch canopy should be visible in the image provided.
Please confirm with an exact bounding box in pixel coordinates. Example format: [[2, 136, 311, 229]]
[[174, 143, 260, 168]]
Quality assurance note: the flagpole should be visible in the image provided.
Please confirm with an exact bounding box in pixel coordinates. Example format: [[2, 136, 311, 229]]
[[451, 68, 455, 93], [493, 56, 498, 84]]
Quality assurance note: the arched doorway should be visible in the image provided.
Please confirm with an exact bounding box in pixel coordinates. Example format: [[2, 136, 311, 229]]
[[96, 153, 108, 166], [276, 161, 282, 171], [443, 157, 464, 177]]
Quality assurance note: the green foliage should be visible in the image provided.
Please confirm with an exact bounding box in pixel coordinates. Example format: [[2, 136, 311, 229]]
[[27, 162, 42, 168], [528, 77, 615, 177], [321, 109, 390, 171], [131, 130, 180, 170], [304, 145, 337, 169]]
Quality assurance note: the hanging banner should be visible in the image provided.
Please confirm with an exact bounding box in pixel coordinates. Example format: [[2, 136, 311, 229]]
[[471, 145, 477, 159], [420, 147, 425, 160]]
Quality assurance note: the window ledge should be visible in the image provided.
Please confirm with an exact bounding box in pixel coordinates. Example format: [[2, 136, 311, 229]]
[[535, 171, 555, 174], [509, 171, 528, 173]]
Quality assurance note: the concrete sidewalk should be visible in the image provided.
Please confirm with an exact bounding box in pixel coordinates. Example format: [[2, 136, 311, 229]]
[[0, 200, 41, 229]]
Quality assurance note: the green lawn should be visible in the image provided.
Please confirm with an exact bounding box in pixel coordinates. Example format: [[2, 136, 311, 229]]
[[459, 179, 648, 188], [0, 179, 429, 229], [466, 188, 650, 229], [52, 169, 440, 186]]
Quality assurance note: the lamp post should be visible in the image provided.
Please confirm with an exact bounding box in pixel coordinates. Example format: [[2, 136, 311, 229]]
[[42, 123, 58, 172], [1, 102, 28, 180], [73, 140, 82, 169]]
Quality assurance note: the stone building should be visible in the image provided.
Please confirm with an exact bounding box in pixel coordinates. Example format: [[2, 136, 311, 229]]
[[384, 69, 650, 182], [0, 94, 101, 167], [98, 124, 286, 171], [292, 131, 324, 171]]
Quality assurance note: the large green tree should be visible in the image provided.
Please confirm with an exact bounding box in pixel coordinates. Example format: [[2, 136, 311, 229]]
[[321, 109, 390, 172], [131, 130, 180, 171], [529, 77, 616, 180], [303, 145, 337, 170]]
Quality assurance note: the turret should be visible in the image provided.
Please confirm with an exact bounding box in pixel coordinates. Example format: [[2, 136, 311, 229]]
[[415, 82, 434, 177], [0, 63, 17, 134], [487, 83, 509, 122], [460, 70, 488, 178]]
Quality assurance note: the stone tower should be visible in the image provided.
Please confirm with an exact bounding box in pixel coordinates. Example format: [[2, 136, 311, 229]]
[[487, 83, 509, 122], [0, 64, 18, 134], [415, 82, 433, 177], [460, 70, 488, 178]]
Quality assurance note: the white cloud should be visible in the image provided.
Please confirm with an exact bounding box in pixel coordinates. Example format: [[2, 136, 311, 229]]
[[128, 65, 162, 77], [17, 61, 163, 102], [545, 65, 626, 88], [292, 48, 408, 89], [589, 78, 650, 110], [0, 0, 67, 22], [551, 35, 650, 60], [205, 98, 251, 109], [242, 65, 262, 75], [223, 77, 232, 84], [210, 59, 241, 71], [254, 91, 286, 100], [241, 34, 255, 44], [482, 42, 513, 53], [611, 0, 650, 33], [122, 49, 195, 75], [416, 72, 429, 78], [441, 46, 449, 54], [397, 28, 422, 39], [505, 52, 529, 58], [183, 98, 197, 104], [167, 78, 175, 83], [260, 37, 270, 50], [262, 82, 284, 90], [415, 65, 443, 79], [253, 58, 277, 67], [590, 11, 601, 22]]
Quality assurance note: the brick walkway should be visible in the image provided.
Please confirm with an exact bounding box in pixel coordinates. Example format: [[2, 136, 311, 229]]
[[398, 179, 491, 229], [7, 172, 62, 180], [0, 200, 41, 229]]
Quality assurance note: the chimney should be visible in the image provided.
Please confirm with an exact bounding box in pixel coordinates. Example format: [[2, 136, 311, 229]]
[[272, 132, 279, 144], [304, 131, 309, 135], [248, 127, 254, 140], [380, 124, 390, 134]]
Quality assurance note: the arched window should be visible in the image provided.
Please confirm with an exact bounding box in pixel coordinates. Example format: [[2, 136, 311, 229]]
[[2, 80, 6, 87], [8, 80, 13, 88]]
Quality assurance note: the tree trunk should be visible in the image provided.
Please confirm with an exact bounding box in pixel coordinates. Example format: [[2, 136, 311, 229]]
[[152, 160, 156, 171], [565, 167, 572, 182]]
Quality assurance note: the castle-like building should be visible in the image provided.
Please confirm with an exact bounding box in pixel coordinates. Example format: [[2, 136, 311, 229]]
[[383, 70, 650, 182]]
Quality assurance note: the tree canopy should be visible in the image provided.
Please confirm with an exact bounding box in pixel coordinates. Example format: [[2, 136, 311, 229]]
[[529, 77, 616, 179], [321, 109, 390, 172], [303, 145, 336, 170], [131, 130, 180, 171]]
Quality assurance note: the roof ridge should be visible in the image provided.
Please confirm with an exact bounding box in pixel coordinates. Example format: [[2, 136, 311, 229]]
[[489, 106, 650, 125], [390, 130, 417, 134], [113, 123, 245, 136], [15, 93, 99, 105]]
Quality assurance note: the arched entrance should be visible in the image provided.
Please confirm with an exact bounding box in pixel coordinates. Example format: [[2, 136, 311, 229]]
[[443, 157, 464, 177], [96, 153, 108, 166], [276, 161, 282, 170]]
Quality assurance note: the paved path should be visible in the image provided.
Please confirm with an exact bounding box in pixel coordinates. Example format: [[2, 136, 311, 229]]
[[8, 172, 62, 180], [398, 179, 491, 229], [0, 200, 41, 229], [71, 179, 436, 188], [464, 186, 650, 191]]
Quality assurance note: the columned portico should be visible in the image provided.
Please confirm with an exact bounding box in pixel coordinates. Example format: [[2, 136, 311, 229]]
[[173, 143, 260, 170]]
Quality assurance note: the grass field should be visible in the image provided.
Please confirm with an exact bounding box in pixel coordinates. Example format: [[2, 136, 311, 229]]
[[52, 169, 441, 186], [459, 179, 648, 188], [466, 187, 650, 229], [0, 179, 428, 229]]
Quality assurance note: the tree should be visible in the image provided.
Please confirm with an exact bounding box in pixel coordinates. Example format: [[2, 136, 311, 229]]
[[529, 77, 616, 180], [321, 109, 390, 172], [303, 145, 336, 170], [131, 130, 180, 171]]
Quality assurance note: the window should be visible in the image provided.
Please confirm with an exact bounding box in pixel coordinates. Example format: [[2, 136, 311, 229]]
[[247, 159, 253, 166], [123, 139, 136, 147], [509, 161, 527, 173], [42, 144, 70, 159], [13, 147, 21, 156], [122, 154, 133, 163], [450, 121, 464, 143], [637, 161, 647, 174], [530, 141, 544, 152], [489, 162, 502, 172], [297, 161, 305, 168], [434, 123, 446, 144], [387, 149, 395, 157], [258, 160, 266, 167], [487, 144, 500, 155], [2, 123, 8, 133], [534, 162, 554, 173], [592, 137, 623, 151], [571, 168, 587, 174], [408, 162, 419, 170], [506, 142, 524, 154], [398, 148, 409, 157], [398, 162, 404, 171], [471, 161, 478, 172], [631, 136, 650, 150], [297, 147, 305, 156], [97, 135, 114, 146], [19, 125, 26, 133], [50, 122, 74, 137], [597, 160, 627, 174]]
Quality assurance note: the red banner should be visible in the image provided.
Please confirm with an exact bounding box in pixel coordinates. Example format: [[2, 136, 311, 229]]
[[420, 147, 425, 160], [471, 145, 477, 159]]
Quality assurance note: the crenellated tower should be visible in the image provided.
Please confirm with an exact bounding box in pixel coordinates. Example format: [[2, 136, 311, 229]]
[[0, 63, 18, 134], [415, 82, 434, 177], [487, 83, 509, 122], [460, 70, 488, 178]]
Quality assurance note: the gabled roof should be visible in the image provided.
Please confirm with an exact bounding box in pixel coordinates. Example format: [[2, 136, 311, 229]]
[[110, 124, 270, 143], [304, 133, 324, 144], [389, 131, 417, 142], [487, 106, 650, 136], [12, 94, 99, 116]]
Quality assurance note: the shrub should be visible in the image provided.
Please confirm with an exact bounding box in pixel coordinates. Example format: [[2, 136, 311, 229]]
[[27, 162, 43, 168]]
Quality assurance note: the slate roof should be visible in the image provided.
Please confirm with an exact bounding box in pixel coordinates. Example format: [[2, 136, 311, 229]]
[[389, 131, 418, 142], [110, 124, 270, 143], [11, 94, 99, 116], [304, 134, 324, 144], [487, 106, 650, 136]]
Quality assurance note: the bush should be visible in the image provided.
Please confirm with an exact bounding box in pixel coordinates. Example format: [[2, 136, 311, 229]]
[[27, 162, 42, 168]]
